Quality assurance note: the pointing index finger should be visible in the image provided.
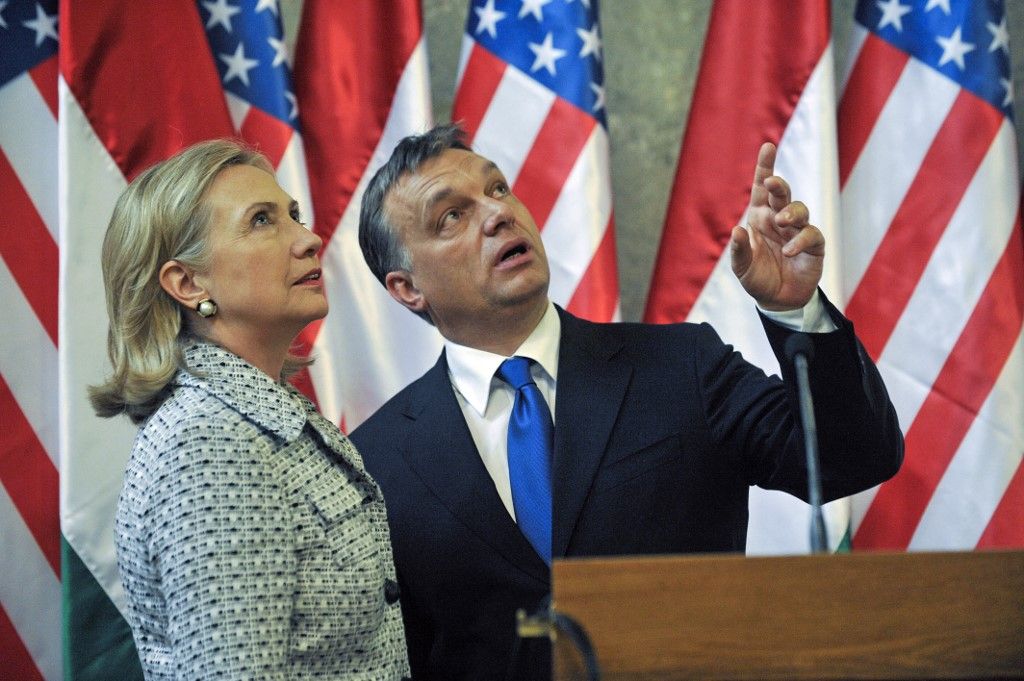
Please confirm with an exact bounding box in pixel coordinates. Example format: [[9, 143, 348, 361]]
[[749, 142, 777, 208]]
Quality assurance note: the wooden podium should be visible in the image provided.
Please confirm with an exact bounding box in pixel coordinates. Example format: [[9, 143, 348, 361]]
[[552, 551, 1024, 680]]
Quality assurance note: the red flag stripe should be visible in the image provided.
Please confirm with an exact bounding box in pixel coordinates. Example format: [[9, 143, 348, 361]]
[[643, 0, 828, 323], [60, 1, 233, 181], [0, 376, 59, 576], [976, 455, 1024, 548], [28, 56, 58, 121], [837, 32, 908, 187], [240, 107, 293, 169], [0, 149, 58, 345], [511, 99, 595, 229], [452, 43, 506, 141], [854, 220, 1024, 549], [0, 606, 44, 681], [565, 214, 619, 321], [294, 0, 423, 250], [843, 90, 1003, 360]]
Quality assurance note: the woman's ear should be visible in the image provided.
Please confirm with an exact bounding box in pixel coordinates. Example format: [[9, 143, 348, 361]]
[[159, 260, 207, 310], [385, 270, 428, 315]]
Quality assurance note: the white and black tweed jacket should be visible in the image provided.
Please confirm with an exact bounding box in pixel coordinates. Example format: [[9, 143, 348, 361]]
[[115, 341, 410, 680]]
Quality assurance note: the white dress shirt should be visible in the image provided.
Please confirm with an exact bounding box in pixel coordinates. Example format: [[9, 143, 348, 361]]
[[443, 292, 834, 521]]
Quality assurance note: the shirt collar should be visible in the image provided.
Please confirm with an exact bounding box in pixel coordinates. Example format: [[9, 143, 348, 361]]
[[176, 340, 310, 443], [444, 301, 561, 416]]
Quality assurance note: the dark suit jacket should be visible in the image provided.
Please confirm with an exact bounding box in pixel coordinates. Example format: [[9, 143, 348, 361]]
[[350, 302, 903, 680]]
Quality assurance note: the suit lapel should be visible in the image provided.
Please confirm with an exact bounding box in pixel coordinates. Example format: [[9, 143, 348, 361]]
[[398, 353, 549, 583], [552, 310, 632, 558]]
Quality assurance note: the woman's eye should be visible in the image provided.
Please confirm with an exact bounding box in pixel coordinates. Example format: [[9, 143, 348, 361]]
[[291, 209, 306, 225], [493, 183, 509, 197]]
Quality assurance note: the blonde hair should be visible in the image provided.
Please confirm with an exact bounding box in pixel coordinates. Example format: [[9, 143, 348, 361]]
[[89, 139, 308, 424]]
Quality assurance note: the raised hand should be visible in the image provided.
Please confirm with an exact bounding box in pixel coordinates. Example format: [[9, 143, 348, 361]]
[[729, 143, 824, 311]]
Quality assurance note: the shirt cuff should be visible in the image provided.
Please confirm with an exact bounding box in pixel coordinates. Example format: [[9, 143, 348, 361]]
[[757, 289, 837, 333]]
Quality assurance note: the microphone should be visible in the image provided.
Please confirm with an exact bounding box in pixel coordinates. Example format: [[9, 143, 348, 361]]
[[784, 333, 828, 554]]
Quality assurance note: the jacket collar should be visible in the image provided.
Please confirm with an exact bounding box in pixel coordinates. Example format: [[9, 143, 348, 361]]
[[176, 340, 308, 443], [443, 301, 561, 416]]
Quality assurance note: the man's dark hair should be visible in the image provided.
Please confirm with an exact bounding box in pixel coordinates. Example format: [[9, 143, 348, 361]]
[[358, 123, 471, 297]]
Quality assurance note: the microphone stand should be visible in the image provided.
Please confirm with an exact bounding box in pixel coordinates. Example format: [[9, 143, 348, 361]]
[[785, 333, 828, 554]]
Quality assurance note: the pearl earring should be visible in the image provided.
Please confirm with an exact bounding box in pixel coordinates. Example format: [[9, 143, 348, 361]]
[[195, 299, 217, 318]]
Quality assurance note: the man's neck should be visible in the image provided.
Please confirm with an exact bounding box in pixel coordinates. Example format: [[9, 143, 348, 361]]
[[439, 298, 550, 357]]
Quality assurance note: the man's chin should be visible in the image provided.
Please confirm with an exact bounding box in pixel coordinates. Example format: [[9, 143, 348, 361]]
[[496, 279, 549, 312]]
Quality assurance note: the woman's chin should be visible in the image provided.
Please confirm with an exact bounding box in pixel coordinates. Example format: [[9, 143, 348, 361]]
[[297, 300, 329, 328]]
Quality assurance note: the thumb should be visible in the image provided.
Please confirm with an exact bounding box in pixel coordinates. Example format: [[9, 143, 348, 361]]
[[730, 225, 752, 277]]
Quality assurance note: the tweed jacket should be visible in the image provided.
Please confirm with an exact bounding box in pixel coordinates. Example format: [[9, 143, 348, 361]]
[[114, 341, 409, 681]]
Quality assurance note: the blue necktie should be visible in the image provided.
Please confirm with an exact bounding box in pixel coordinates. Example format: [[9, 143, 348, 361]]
[[497, 357, 553, 564]]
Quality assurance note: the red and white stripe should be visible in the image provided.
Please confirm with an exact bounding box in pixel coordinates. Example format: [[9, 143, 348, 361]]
[[643, 1, 848, 555], [453, 35, 620, 322], [841, 24, 1024, 550], [293, 0, 442, 431], [1, 51, 61, 681]]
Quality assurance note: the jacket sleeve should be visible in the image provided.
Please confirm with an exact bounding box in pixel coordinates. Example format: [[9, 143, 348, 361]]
[[696, 292, 904, 502]]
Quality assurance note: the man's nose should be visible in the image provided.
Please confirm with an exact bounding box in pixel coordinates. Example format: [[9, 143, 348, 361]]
[[480, 197, 514, 236]]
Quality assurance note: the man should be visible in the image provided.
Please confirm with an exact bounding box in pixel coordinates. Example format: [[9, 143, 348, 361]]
[[350, 124, 903, 680]]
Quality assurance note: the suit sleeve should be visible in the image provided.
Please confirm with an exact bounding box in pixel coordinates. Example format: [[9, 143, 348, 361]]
[[696, 292, 903, 502], [762, 292, 904, 499]]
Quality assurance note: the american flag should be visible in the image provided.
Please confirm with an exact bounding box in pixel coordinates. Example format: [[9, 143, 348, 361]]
[[842, 0, 1024, 549], [644, 0, 849, 554], [453, 0, 620, 322], [1, 1, 61, 678], [0, 1, 437, 678]]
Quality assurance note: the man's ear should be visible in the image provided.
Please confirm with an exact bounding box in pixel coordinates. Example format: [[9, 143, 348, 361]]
[[385, 270, 428, 315], [159, 260, 208, 310]]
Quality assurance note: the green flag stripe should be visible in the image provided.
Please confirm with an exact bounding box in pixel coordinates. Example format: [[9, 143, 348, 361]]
[[835, 522, 853, 553], [62, 537, 142, 681]]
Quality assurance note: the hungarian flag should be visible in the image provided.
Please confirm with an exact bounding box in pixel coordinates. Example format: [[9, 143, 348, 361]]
[[452, 0, 620, 322], [644, 0, 849, 553], [295, 0, 442, 431], [842, 0, 1024, 549], [0, 1, 437, 679]]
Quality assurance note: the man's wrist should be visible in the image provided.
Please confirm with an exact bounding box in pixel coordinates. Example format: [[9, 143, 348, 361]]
[[757, 289, 836, 332]]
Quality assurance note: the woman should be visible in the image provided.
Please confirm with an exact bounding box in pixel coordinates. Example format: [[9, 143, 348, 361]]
[[90, 140, 409, 680]]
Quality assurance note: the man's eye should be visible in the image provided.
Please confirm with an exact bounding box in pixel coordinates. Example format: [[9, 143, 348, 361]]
[[291, 209, 306, 225], [443, 209, 461, 223], [252, 211, 271, 227], [493, 183, 509, 197]]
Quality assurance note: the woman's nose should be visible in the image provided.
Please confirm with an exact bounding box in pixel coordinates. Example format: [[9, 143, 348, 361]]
[[294, 221, 323, 257]]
